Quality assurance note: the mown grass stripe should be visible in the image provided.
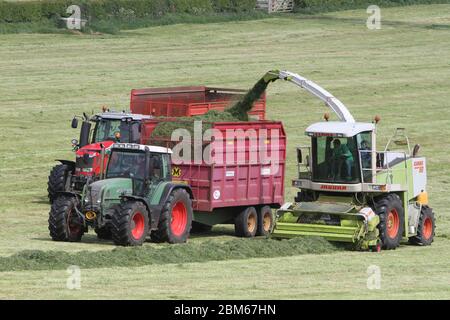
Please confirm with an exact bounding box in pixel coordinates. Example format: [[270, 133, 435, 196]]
[[0, 237, 339, 272]]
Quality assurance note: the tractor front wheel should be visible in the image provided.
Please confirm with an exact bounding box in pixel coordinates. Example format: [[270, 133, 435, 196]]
[[375, 193, 405, 250], [151, 189, 193, 244], [235, 207, 258, 238], [48, 195, 84, 242], [111, 201, 149, 246], [48, 164, 71, 203], [409, 206, 435, 246]]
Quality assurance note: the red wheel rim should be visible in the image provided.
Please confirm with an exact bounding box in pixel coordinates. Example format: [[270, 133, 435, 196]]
[[171, 202, 187, 237], [131, 212, 145, 240], [386, 209, 400, 239], [422, 217, 433, 240]]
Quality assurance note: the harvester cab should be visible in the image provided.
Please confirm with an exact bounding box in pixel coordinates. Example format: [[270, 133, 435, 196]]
[[48, 143, 194, 246], [47, 111, 152, 203], [271, 71, 435, 251]]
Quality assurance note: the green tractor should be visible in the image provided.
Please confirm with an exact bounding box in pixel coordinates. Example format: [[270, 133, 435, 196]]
[[273, 123, 436, 251], [48, 143, 193, 246]]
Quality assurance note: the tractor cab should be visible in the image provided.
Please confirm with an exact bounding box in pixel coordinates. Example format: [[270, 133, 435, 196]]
[[48, 111, 154, 203], [71, 111, 153, 149], [68, 112, 153, 189], [105, 143, 172, 196], [295, 121, 376, 190]]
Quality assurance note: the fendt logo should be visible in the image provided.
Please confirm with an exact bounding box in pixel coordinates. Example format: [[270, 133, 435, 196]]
[[320, 185, 348, 191]]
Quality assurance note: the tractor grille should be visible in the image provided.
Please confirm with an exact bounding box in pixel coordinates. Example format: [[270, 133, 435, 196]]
[[76, 155, 94, 171]]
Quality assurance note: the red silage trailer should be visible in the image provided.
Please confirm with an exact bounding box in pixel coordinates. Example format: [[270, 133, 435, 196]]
[[141, 119, 286, 236], [130, 86, 266, 120]]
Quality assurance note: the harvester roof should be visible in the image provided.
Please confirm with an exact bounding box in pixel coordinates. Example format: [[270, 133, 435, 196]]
[[305, 121, 375, 137]]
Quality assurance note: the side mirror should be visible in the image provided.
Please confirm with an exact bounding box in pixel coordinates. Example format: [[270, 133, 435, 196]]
[[305, 155, 310, 167], [297, 148, 302, 164], [71, 118, 78, 129]]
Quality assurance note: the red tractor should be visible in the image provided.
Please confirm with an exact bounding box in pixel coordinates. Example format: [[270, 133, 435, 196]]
[[47, 111, 152, 203]]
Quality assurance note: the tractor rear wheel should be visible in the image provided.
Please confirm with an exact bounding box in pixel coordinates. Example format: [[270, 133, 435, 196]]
[[235, 207, 258, 238], [95, 226, 112, 240], [48, 195, 84, 242], [151, 189, 193, 244], [111, 201, 149, 246], [374, 193, 405, 250], [256, 206, 273, 237], [48, 164, 71, 203], [409, 206, 435, 246]]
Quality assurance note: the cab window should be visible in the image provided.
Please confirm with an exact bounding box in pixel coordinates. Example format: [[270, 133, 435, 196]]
[[312, 136, 360, 184]]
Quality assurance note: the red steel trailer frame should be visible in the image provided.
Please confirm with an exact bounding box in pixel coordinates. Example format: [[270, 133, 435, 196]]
[[130, 86, 266, 120], [141, 119, 286, 226]]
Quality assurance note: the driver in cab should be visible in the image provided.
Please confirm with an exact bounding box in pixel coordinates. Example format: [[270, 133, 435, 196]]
[[330, 139, 354, 181]]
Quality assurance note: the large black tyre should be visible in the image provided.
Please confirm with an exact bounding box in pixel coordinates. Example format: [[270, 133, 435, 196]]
[[190, 221, 213, 234], [256, 206, 273, 237], [235, 207, 258, 238], [111, 201, 149, 246], [95, 226, 112, 240], [409, 205, 435, 246], [151, 189, 193, 244], [48, 195, 84, 242], [48, 164, 71, 203], [374, 193, 405, 250]]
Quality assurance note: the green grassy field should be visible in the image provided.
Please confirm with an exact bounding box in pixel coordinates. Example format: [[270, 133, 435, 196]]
[[0, 4, 449, 299]]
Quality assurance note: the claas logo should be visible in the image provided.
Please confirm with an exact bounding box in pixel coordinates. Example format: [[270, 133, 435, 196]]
[[172, 167, 181, 177]]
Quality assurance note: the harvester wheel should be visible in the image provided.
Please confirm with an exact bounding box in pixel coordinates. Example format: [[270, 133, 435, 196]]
[[95, 227, 112, 240], [256, 206, 273, 237], [190, 221, 213, 234], [111, 201, 149, 246], [151, 189, 193, 244], [375, 194, 404, 250], [48, 164, 71, 203], [235, 207, 258, 238], [48, 195, 84, 242], [409, 206, 435, 246]]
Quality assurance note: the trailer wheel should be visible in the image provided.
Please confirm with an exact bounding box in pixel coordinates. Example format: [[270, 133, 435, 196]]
[[256, 206, 273, 236], [235, 207, 258, 238], [151, 189, 193, 244], [95, 227, 112, 240], [111, 201, 149, 246], [48, 195, 84, 242], [374, 193, 404, 250], [409, 206, 435, 246], [48, 164, 71, 203]]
